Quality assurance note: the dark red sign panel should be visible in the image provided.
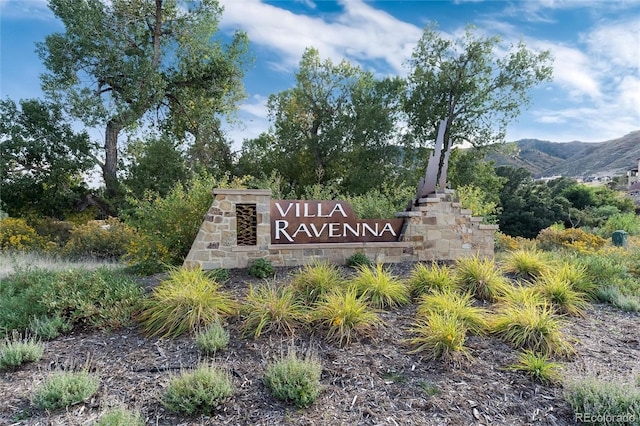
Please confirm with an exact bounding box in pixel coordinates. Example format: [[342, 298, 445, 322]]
[[270, 200, 404, 244]]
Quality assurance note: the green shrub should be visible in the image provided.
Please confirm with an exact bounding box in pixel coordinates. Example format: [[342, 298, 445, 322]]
[[32, 370, 99, 410], [248, 258, 275, 279], [162, 364, 233, 416], [314, 288, 382, 347], [291, 260, 346, 304], [490, 301, 574, 357], [0, 267, 144, 334], [416, 290, 487, 335], [138, 267, 237, 338], [454, 255, 510, 302], [124, 173, 248, 265], [564, 377, 640, 425], [241, 283, 308, 338], [407, 313, 468, 360], [123, 234, 171, 276], [596, 286, 640, 312], [601, 212, 640, 236], [508, 350, 562, 384], [61, 218, 136, 260], [195, 321, 230, 354], [408, 262, 457, 297], [0, 334, 44, 369], [31, 217, 73, 248], [345, 252, 372, 268], [536, 226, 607, 252], [28, 314, 72, 340], [263, 348, 322, 408], [352, 263, 410, 309], [95, 407, 144, 426], [0, 218, 45, 252]]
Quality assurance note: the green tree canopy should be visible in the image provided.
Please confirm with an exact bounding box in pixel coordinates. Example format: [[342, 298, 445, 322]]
[[238, 47, 405, 196], [404, 24, 553, 176], [37, 0, 250, 199], [0, 98, 94, 218]]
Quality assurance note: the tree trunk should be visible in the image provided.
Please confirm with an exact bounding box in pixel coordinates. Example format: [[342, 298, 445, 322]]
[[103, 119, 123, 199]]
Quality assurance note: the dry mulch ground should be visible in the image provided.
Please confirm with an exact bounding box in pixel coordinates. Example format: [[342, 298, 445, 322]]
[[1, 264, 639, 425]]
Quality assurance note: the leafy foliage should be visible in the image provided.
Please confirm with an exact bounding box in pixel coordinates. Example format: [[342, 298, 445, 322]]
[[61, 217, 136, 260], [0, 218, 46, 252], [32, 370, 99, 410], [564, 377, 640, 425], [0, 267, 143, 334], [162, 364, 234, 416], [263, 348, 323, 408], [0, 98, 93, 218], [345, 252, 372, 268], [248, 258, 275, 279], [139, 267, 237, 338]]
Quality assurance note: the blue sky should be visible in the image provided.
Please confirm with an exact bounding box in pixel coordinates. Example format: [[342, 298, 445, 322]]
[[1, 0, 639, 150]]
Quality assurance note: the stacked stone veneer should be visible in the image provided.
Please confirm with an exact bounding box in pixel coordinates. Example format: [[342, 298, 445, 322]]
[[184, 188, 498, 270]]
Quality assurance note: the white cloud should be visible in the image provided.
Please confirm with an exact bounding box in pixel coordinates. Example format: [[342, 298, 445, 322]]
[[582, 18, 640, 71], [0, 0, 54, 20]]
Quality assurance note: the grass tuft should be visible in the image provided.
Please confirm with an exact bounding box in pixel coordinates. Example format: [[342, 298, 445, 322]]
[[138, 267, 237, 338], [95, 407, 144, 426], [407, 312, 468, 360], [416, 290, 487, 335], [407, 262, 457, 297], [162, 364, 234, 416], [454, 255, 510, 302], [314, 288, 382, 346], [263, 347, 322, 408], [241, 282, 308, 338], [507, 350, 562, 384], [533, 275, 589, 316], [502, 249, 550, 280], [352, 263, 410, 309], [291, 260, 346, 304]]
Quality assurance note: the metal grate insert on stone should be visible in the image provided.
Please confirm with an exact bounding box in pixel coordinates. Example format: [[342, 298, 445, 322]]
[[236, 203, 257, 246]]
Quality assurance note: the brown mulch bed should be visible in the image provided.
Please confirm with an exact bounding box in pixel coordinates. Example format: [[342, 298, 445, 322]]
[[1, 264, 639, 425]]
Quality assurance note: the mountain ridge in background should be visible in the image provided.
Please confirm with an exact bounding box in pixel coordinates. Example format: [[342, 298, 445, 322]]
[[486, 130, 640, 179]]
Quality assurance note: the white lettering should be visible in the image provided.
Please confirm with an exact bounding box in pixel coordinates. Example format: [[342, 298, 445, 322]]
[[380, 223, 397, 236], [303, 203, 315, 217], [275, 203, 293, 217], [343, 223, 360, 237], [330, 203, 348, 217], [309, 223, 328, 237], [274, 220, 293, 242], [361, 223, 378, 236], [292, 224, 313, 238], [329, 223, 340, 237]]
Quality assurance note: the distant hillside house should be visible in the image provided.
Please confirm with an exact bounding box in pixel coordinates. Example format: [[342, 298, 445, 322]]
[[628, 157, 640, 187]]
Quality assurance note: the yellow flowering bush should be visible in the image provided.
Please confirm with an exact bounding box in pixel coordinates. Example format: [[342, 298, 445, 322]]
[[536, 226, 606, 253], [0, 218, 45, 252], [61, 217, 136, 259]]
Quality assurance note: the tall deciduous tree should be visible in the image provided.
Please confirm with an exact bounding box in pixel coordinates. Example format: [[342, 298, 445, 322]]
[[404, 24, 553, 177], [37, 0, 250, 198], [239, 47, 404, 195], [0, 98, 94, 218]]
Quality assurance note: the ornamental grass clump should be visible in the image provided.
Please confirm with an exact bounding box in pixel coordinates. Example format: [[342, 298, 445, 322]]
[[407, 312, 468, 360], [548, 261, 595, 299], [241, 282, 308, 338], [263, 348, 322, 408], [490, 301, 574, 357], [501, 248, 550, 280], [291, 260, 346, 304], [454, 255, 510, 302], [508, 350, 562, 384], [32, 370, 99, 410], [314, 288, 382, 346], [95, 407, 144, 426], [408, 262, 458, 297], [533, 275, 589, 317], [138, 266, 237, 338], [416, 290, 488, 335], [352, 263, 410, 309], [162, 364, 234, 416]]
